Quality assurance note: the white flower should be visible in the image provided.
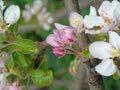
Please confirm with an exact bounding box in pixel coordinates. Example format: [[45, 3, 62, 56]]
[[89, 31, 120, 76], [84, 0, 120, 34], [69, 12, 83, 29], [4, 5, 20, 26], [84, 6, 105, 29]]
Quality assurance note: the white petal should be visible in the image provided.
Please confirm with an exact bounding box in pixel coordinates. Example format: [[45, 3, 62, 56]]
[[89, 41, 112, 59], [95, 59, 116, 76], [113, 4, 120, 23], [109, 31, 120, 49], [89, 6, 97, 16], [54, 23, 67, 30], [112, 0, 120, 10], [84, 15, 105, 28], [85, 30, 101, 34], [0, 0, 5, 10], [98, 1, 113, 19], [4, 5, 20, 26]]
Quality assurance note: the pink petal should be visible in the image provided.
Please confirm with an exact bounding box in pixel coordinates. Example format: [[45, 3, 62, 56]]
[[95, 59, 116, 76], [64, 27, 76, 43], [9, 82, 21, 90], [54, 23, 67, 30], [53, 47, 64, 57], [46, 34, 60, 47], [89, 41, 112, 60]]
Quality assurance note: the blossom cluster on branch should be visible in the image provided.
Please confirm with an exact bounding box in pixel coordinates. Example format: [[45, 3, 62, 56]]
[[46, 0, 120, 77]]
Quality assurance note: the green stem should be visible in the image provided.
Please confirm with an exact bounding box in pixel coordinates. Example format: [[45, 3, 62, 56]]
[[26, 75, 30, 90]]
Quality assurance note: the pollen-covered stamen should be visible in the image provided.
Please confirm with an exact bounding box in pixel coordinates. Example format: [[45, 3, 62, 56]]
[[72, 16, 82, 28], [111, 48, 120, 58]]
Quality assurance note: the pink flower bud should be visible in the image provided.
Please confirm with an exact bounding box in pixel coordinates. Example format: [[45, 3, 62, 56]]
[[63, 26, 76, 43], [9, 82, 21, 90], [53, 47, 64, 57]]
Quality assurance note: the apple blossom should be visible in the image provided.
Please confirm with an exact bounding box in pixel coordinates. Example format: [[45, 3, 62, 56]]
[[9, 82, 21, 90], [89, 31, 120, 76], [84, 0, 120, 34], [69, 12, 83, 30], [46, 23, 76, 57], [4, 5, 20, 26]]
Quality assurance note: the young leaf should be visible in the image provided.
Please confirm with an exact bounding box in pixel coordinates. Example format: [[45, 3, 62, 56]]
[[13, 51, 27, 68], [9, 68, 23, 79], [30, 69, 53, 86], [11, 36, 39, 55], [6, 55, 14, 69]]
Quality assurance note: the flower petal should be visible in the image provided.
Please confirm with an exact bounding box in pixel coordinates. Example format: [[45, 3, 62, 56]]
[[85, 30, 101, 34], [113, 4, 120, 23], [0, 79, 6, 90], [84, 15, 105, 28], [109, 31, 120, 49], [89, 41, 112, 59], [4, 5, 20, 26], [46, 34, 60, 47], [95, 59, 116, 76], [98, 1, 113, 19], [53, 47, 64, 57], [89, 6, 97, 16], [54, 23, 67, 30], [0, 0, 5, 11]]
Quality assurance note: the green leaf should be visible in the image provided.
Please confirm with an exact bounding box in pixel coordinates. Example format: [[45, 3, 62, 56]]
[[9, 68, 23, 79], [30, 69, 53, 86], [11, 36, 39, 55], [113, 72, 120, 80], [13, 51, 27, 68], [6, 55, 14, 68]]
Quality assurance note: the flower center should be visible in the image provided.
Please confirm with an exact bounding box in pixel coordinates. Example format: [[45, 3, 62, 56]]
[[111, 48, 120, 58], [72, 16, 82, 28]]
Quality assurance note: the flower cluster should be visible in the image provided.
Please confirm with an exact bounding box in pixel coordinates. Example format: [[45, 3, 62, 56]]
[[84, 0, 120, 34], [0, 0, 20, 33], [47, 23, 76, 57], [46, 0, 120, 77], [22, 0, 53, 30], [88, 0, 120, 76]]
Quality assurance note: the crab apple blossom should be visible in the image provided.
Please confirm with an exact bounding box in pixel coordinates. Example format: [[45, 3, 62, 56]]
[[9, 82, 21, 90], [84, 0, 120, 34], [4, 5, 20, 26], [89, 31, 120, 76], [46, 23, 76, 57], [0, 0, 20, 33], [69, 12, 83, 30]]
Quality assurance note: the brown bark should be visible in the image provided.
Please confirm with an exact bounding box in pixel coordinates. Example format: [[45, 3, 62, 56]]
[[64, 0, 104, 90]]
